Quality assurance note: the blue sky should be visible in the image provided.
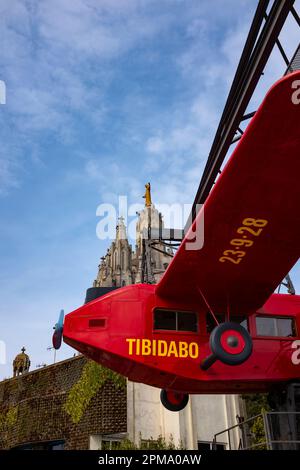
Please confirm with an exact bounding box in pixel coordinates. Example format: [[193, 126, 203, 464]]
[[0, 0, 299, 379]]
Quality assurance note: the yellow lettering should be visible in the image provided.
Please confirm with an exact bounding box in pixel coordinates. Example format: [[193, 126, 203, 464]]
[[136, 338, 140, 355], [167, 341, 178, 357], [142, 339, 151, 355], [189, 342, 199, 359], [126, 338, 136, 355], [179, 341, 188, 358], [158, 340, 168, 356], [126, 338, 199, 359]]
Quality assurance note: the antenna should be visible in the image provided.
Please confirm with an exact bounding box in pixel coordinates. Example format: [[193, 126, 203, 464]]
[[36, 363, 47, 368]]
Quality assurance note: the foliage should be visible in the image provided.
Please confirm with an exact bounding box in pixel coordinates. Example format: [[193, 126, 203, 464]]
[[243, 393, 270, 418], [139, 434, 184, 450], [6, 406, 18, 426], [102, 434, 184, 450], [64, 360, 126, 424], [250, 415, 267, 450], [0, 412, 6, 432], [242, 394, 270, 450], [0, 405, 19, 431]]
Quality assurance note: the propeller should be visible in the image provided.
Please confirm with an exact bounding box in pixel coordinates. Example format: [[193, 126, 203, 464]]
[[52, 309, 65, 350]]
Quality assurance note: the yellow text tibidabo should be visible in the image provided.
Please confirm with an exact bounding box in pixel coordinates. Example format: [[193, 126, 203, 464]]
[[126, 338, 199, 359]]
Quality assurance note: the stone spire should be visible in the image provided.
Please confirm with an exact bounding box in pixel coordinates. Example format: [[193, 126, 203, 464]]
[[116, 216, 127, 240]]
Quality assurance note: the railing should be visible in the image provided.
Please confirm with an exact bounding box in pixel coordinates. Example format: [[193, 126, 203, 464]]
[[213, 412, 300, 450]]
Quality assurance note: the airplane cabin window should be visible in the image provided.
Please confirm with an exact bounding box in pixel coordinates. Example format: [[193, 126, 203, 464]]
[[256, 316, 296, 337], [154, 309, 197, 332], [177, 311, 197, 332], [256, 317, 276, 336], [277, 318, 297, 337], [206, 313, 248, 334], [154, 310, 176, 330], [206, 314, 225, 334], [231, 315, 248, 331]]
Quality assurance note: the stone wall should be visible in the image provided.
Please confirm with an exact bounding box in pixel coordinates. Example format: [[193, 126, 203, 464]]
[[0, 356, 127, 450]]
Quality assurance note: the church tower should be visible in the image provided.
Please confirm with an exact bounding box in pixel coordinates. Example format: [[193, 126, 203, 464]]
[[135, 182, 173, 284], [93, 183, 172, 287], [93, 216, 134, 288]]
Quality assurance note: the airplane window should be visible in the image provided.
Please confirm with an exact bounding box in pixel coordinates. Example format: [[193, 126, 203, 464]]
[[233, 315, 248, 331], [154, 310, 176, 330], [154, 309, 197, 332], [178, 312, 197, 332], [277, 318, 297, 337], [256, 317, 276, 336], [256, 316, 296, 337], [206, 314, 225, 334], [206, 313, 248, 334]]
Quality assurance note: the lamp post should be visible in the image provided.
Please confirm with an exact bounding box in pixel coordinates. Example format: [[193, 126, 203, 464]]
[[47, 346, 56, 364]]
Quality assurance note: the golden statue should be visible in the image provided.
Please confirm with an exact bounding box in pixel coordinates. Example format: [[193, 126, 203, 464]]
[[13, 347, 31, 377], [143, 182, 152, 207]]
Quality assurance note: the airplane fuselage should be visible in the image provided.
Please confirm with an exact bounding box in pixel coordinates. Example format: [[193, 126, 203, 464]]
[[63, 285, 300, 394]]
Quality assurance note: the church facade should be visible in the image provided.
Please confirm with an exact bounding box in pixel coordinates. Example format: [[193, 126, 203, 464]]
[[93, 210, 172, 288]]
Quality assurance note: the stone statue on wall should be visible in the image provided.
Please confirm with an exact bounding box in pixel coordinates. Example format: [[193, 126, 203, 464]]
[[13, 347, 31, 377]]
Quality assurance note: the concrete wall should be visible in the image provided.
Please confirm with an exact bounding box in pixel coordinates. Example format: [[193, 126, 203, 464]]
[[127, 381, 241, 449]]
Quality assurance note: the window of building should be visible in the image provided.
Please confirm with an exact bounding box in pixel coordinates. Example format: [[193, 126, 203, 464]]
[[140, 439, 159, 449], [256, 316, 296, 337], [206, 313, 248, 334], [52, 441, 65, 450], [101, 439, 122, 450], [90, 433, 127, 450], [12, 440, 65, 450], [154, 309, 198, 333], [198, 441, 226, 451]]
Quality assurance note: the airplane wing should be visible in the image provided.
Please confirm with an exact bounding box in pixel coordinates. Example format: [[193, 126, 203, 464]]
[[156, 71, 300, 315]]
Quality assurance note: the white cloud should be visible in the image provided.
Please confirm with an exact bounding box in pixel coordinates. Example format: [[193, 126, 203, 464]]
[[146, 136, 164, 154], [0, 0, 177, 192]]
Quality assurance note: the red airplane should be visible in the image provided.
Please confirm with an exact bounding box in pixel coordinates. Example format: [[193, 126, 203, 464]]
[[53, 71, 300, 412]]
